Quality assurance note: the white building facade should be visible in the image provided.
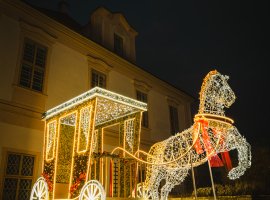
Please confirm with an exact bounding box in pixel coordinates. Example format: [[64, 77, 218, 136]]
[[0, 1, 193, 199]]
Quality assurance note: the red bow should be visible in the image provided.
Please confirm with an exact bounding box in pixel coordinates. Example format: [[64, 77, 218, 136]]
[[193, 119, 231, 168], [193, 119, 213, 155]]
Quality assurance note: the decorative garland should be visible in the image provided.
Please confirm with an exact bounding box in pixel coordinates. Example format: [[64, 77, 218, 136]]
[[42, 172, 53, 192], [70, 172, 86, 196], [70, 155, 88, 198]]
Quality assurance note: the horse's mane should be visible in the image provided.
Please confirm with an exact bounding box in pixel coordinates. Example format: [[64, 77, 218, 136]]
[[199, 70, 218, 114]]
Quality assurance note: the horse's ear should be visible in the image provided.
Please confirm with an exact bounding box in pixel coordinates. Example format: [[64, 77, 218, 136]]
[[224, 75, 229, 81]]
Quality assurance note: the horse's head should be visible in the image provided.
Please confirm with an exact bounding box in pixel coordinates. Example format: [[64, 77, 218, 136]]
[[199, 70, 236, 116]]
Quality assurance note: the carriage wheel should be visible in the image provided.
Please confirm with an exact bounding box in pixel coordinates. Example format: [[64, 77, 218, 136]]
[[79, 180, 105, 200], [30, 177, 49, 200], [134, 183, 152, 199]]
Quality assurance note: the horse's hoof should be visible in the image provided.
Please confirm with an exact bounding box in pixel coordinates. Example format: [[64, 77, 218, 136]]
[[228, 167, 245, 180]]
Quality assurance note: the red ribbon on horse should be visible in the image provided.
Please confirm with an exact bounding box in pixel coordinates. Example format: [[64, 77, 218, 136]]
[[193, 118, 232, 170]]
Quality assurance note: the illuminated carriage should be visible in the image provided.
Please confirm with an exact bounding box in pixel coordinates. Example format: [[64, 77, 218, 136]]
[[30, 87, 147, 200]]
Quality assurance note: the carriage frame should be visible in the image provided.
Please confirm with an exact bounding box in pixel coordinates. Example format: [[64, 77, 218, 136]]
[[30, 87, 147, 200]]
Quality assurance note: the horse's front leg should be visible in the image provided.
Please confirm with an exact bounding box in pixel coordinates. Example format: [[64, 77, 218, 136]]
[[146, 166, 163, 199], [160, 168, 189, 200], [225, 126, 251, 179]]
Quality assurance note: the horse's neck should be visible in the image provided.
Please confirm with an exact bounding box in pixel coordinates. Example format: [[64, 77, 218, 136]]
[[199, 93, 225, 116], [199, 101, 225, 116]]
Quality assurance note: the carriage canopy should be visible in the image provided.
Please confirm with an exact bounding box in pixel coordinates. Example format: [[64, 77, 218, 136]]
[[41, 87, 147, 199]]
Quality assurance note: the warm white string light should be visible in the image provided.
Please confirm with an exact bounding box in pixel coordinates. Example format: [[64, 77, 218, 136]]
[[46, 121, 57, 161], [125, 118, 135, 150], [35, 87, 146, 199], [60, 113, 76, 126], [124, 70, 251, 200], [91, 130, 98, 153], [77, 106, 92, 152], [95, 97, 138, 126], [43, 87, 147, 120], [81, 107, 91, 139], [33, 71, 251, 200]]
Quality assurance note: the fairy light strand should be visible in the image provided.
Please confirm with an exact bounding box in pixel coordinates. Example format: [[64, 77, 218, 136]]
[[35, 88, 146, 199], [121, 70, 251, 200]]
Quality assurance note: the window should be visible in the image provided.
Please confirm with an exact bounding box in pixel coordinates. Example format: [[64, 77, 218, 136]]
[[114, 33, 123, 56], [19, 38, 47, 92], [2, 152, 36, 200], [95, 23, 102, 43], [136, 90, 148, 128], [169, 105, 179, 134], [91, 69, 106, 88]]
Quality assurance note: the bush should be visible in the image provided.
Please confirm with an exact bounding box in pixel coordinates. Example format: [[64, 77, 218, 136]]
[[192, 182, 254, 196], [193, 187, 212, 196]]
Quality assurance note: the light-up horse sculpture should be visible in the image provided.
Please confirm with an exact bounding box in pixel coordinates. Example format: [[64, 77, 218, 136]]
[[143, 70, 251, 200]]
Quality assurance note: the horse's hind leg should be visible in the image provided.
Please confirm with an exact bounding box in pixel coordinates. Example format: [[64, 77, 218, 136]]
[[160, 168, 189, 200]]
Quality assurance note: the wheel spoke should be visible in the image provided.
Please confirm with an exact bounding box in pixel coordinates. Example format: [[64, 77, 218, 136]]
[[139, 184, 143, 196], [41, 190, 46, 197], [93, 185, 98, 196], [41, 182, 45, 191], [30, 178, 48, 200], [138, 188, 142, 196], [37, 182, 41, 194], [91, 184, 94, 195], [94, 190, 100, 197], [87, 185, 91, 196], [79, 180, 105, 200], [89, 184, 92, 195], [33, 187, 38, 195]]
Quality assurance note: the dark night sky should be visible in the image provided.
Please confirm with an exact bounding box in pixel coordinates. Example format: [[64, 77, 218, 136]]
[[25, 0, 269, 148]]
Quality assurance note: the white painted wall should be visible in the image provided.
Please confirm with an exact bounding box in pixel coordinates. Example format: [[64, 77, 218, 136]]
[[148, 90, 172, 141], [0, 122, 43, 176], [0, 15, 20, 101], [46, 43, 89, 109], [108, 70, 134, 98]]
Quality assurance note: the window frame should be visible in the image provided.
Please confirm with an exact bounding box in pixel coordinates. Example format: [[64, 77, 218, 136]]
[[136, 90, 149, 128], [87, 55, 111, 90], [91, 69, 107, 89], [113, 33, 124, 57], [18, 38, 48, 93], [0, 148, 40, 200], [14, 21, 55, 96], [169, 105, 180, 135]]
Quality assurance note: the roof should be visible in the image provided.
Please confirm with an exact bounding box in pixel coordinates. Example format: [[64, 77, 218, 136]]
[[91, 6, 138, 36], [43, 87, 147, 126], [21, 1, 194, 101], [22, 1, 83, 34]]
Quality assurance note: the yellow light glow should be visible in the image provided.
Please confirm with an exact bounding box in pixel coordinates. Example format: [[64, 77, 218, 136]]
[[110, 126, 201, 165], [77, 105, 92, 153], [45, 120, 57, 161], [86, 99, 97, 184], [132, 70, 251, 200], [52, 110, 78, 199], [194, 113, 234, 124], [36, 87, 147, 199], [43, 87, 147, 120]]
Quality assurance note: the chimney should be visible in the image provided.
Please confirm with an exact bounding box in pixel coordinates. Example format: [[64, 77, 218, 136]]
[[58, 0, 69, 14]]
